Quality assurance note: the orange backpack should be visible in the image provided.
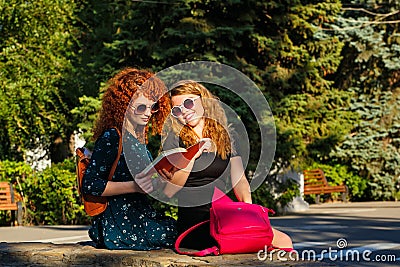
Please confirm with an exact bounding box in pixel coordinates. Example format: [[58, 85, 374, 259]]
[[75, 128, 122, 216]]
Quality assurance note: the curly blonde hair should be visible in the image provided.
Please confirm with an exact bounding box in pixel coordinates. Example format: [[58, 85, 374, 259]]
[[167, 81, 232, 159], [93, 67, 170, 143]]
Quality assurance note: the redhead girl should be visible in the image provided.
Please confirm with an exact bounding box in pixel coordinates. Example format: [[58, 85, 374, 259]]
[[160, 80, 293, 251], [82, 67, 177, 250]]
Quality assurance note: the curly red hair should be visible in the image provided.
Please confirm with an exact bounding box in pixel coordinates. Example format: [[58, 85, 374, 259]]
[[93, 67, 170, 143]]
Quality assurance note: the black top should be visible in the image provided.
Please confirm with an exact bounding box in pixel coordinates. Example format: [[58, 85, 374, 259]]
[[162, 132, 239, 249]]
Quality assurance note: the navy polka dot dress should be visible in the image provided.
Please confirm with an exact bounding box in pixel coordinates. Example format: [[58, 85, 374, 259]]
[[83, 128, 177, 250]]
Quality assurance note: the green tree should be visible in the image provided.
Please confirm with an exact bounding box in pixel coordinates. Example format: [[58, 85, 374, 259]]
[[237, 1, 358, 174], [77, 0, 353, 166], [330, 1, 400, 199], [73, 0, 400, 202], [74, 1, 358, 203], [0, 0, 81, 163]]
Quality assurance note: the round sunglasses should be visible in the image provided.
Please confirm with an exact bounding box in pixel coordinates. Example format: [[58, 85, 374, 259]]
[[132, 102, 159, 115], [171, 96, 201, 118]]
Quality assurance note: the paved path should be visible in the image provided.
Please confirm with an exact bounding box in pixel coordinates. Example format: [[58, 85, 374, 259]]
[[272, 201, 400, 266], [1, 201, 399, 266], [0, 225, 91, 244]]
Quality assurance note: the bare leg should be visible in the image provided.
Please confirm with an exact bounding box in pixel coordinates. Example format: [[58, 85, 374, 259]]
[[271, 228, 293, 248]]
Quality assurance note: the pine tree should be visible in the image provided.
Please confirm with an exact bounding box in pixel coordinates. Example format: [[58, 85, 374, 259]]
[[330, 0, 400, 200]]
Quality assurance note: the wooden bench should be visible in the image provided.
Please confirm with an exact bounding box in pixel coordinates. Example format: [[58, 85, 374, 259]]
[[0, 182, 23, 225], [303, 169, 348, 204]]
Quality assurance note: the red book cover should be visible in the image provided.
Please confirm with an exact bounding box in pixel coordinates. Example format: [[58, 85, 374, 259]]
[[143, 140, 206, 174]]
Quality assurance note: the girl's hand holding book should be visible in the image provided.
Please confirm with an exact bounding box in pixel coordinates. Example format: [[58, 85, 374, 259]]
[[193, 138, 212, 159]]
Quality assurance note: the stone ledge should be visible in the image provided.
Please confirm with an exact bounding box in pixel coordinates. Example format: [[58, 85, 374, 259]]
[[0, 242, 334, 267]]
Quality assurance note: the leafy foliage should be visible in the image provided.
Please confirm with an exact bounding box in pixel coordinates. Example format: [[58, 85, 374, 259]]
[[253, 177, 300, 214], [308, 162, 368, 201], [22, 160, 89, 225], [275, 89, 358, 168], [1, 0, 400, 223], [0, 160, 90, 225], [332, 89, 400, 199], [0, 0, 81, 161], [71, 95, 102, 149], [329, 1, 400, 200]]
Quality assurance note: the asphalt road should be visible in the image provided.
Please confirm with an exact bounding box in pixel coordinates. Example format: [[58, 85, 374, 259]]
[[1, 201, 399, 266], [271, 201, 400, 266]]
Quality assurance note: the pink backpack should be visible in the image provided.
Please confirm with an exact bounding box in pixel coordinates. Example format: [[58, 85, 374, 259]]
[[175, 187, 275, 256]]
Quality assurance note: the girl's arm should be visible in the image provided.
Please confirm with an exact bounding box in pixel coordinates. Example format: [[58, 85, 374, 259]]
[[83, 128, 149, 197], [101, 180, 143, 196], [230, 156, 252, 203], [162, 160, 195, 198], [160, 138, 212, 198]]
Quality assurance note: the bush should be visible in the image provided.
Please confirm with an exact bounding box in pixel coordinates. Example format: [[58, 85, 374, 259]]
[[22, 160, 90, 225], [252, 176, 300, 215], [307, 163, 368, 202], [0, 160, 90, 225], [0, 158, 301, 224], [0, 160, 33, 225]]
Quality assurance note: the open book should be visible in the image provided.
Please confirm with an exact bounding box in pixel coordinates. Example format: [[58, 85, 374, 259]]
[[142, 140, 206, 175]]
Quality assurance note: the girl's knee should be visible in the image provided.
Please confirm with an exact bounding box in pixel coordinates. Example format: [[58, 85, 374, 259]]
[[272, 228, 293, 248]]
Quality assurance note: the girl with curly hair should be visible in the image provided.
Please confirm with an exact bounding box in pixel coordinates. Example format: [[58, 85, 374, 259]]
[[82, 67, 177, 250], [160, 80, 293, 251]]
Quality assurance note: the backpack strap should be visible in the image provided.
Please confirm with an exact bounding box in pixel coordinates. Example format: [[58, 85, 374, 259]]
[[174, 220, 220, 256], [107, 127, 122, 181]]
